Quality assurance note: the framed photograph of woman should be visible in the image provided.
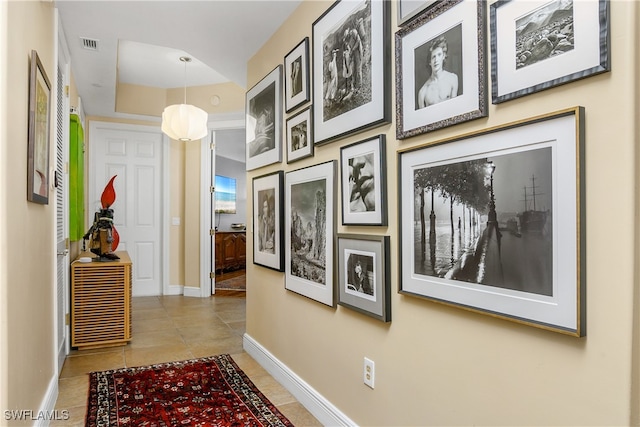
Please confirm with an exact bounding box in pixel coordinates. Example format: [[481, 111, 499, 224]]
[[337, 234, 391, 322], [340, 134, 387, 226], [395, 0, 487, 139], [252, 171, 284, 271], [398, 107, 585, 336], [490, 0, 610, 103], [312, 0, 390, 145], [27, 50, 52, 204], [285, 161, 337, 306], [246, 65, 282, 171], [284, 37, 310, 113], [286, 107, 313, 163]]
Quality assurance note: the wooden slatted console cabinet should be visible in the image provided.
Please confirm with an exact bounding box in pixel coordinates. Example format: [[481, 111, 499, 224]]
[[71, 251, 132, 350]]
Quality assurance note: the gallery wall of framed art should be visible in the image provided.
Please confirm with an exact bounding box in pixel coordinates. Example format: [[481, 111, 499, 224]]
[[241, 1, 640, 425]]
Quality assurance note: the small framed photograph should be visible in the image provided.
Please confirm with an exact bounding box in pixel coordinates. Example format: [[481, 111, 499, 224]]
[[246, 65, 282, 171], [491, 0, 610, 104], [312, 0, 391, 145], [397, 0, 439, 26], [396, 0, 487, 140], [284, 37, 310, 113], [286, 107, 313, 163], [27, 50, 52, 204], [340, 134, 387, 226], [337, 234, 391, 322], [398, 107, 585, 336], [285, 161, 337, 307], [252, 171, 284, 271]]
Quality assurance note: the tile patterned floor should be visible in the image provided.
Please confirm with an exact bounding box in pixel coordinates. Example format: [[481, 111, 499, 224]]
[[53, 293, 321, 426]]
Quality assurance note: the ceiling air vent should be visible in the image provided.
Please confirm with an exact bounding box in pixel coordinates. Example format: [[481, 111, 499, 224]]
[[80, 37, 99, 51]]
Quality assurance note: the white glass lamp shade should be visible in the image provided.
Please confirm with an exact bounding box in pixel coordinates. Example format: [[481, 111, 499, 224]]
[[161, 104, 209, 141]]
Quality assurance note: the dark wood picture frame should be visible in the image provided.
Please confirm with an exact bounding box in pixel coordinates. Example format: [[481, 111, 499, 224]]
[[27, 50, 52, 204]]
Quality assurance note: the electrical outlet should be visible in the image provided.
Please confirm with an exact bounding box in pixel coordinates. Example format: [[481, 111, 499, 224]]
[[363, 357, 375, 389]]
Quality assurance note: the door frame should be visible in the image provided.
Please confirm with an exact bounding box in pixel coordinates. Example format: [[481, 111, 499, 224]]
[[200, 118, 244, 297], [88, 121, 170, 295]]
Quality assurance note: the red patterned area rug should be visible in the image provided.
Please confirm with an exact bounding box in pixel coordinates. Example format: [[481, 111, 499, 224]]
[[86, 354, 293, 426]]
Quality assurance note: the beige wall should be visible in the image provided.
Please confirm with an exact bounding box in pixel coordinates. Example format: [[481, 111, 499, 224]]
[[246, 0, 640, 425], [1, 0, 57, 419]]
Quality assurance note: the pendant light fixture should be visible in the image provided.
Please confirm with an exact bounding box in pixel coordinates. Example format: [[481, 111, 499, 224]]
[[161, 56, 208, 142]]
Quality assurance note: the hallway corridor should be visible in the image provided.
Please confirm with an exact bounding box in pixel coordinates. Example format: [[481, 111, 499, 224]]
[[53, 294, 321, 426]]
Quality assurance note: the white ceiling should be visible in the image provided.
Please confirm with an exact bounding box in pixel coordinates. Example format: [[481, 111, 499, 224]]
[[55, 0, 303, 161]]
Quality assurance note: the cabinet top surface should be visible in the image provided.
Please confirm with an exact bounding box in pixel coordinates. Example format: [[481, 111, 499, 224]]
[[73, 251, 132, 266]]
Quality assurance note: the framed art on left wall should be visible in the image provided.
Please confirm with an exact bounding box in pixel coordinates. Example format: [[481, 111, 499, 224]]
[[27, 50, 52, 204]]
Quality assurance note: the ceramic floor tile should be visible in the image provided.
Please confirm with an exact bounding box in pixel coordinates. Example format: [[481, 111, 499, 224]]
[[59, 350, 125, 378], [124, 343, 193, 367], [277, 402, 324, 427], [128, 329, 184, 349], [55, 375, 89, 409], [56, 293, 321, 426]]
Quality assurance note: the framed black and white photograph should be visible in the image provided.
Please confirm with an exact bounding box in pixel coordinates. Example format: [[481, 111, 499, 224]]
[[340, 134, 387, 226], [312, 0, 390, 145], [252, 171, 284, 271], [398, 107, 585, 336], [337, 234, 391, 322], [397, 0, 439, 26], [286, 107, 313, 163], [284, 37, 310, 113], [395, 0, 487, 140], [246, 65, 282, 171], [27, 50, 51, 204], [490, 0, 610, 104], [285, 161, 337, 306]]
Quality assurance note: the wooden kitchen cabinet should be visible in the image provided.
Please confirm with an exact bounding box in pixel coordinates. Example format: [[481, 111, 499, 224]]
[[215, 232, 246, 273]]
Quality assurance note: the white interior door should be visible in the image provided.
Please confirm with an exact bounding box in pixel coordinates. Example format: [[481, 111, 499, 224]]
[[89, 122, 165, 296]]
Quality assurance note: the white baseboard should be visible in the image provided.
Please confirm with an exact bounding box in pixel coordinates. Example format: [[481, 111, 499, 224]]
[[243, 334, 356, 427], [165, 284, 184, 296], [183, 286, 202, 298], [34, 374, 58, 427]]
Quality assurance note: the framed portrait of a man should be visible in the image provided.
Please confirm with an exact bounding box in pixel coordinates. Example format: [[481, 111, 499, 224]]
[[312, 0, 390, 145], [395, 0, 487, 139], [246, 66, 282, 171], [252, 171, 284, 271]]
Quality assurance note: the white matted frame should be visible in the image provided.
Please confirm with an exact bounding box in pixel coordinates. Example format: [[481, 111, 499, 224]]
[[284, 37, 310, 113], [246, 65, 283, 171], [397, 0, 439, 26], [340, 134, 387, 226], [312, 0, 391, 145], [253, 171, 284, 272], [285, 161, 337, 306], [286, 106, 313, 163], [490, 0, 610, 104], [395, 0, 487, 139], [337, 234, 391, 322], [398, 107, 585, 336]]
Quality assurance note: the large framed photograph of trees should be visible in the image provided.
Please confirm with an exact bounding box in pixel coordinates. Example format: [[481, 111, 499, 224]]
[[285, 161, 337, 306], [398, 107, 585, 336]]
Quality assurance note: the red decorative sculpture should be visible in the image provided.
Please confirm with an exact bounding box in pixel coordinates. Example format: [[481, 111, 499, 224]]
[[83, 175, 120, 260]]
